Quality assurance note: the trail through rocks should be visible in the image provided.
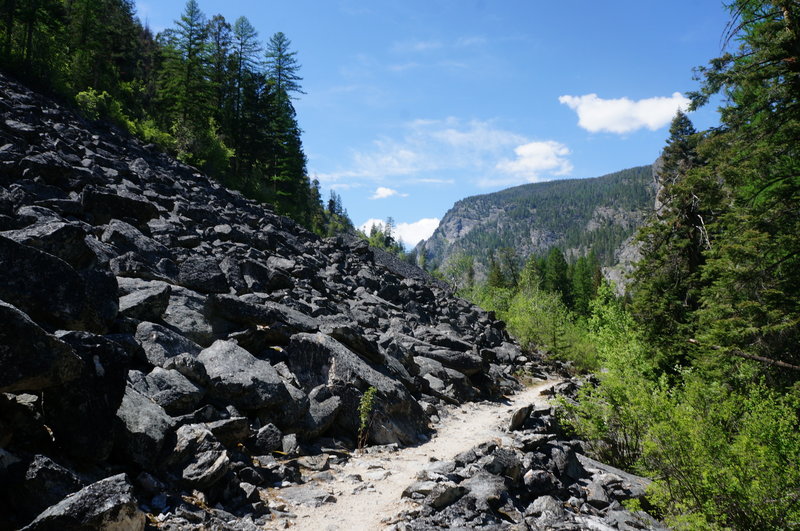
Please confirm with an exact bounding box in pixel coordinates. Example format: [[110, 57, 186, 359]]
[[270, 380, 559, 530]]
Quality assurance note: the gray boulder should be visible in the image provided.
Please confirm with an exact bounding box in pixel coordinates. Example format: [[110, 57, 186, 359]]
[[134, 321, 202, 367], [197, 340, 291, 411], [114, 384, 175, 469], [22, 473, 144, 531], [0, 301, 82, 393]]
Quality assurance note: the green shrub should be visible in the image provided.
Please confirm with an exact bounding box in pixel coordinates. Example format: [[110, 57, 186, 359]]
[[357, 386, 378, 449]]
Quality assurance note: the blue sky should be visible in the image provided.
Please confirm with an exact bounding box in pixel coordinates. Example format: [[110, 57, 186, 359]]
[[135, 0, 732, 247]]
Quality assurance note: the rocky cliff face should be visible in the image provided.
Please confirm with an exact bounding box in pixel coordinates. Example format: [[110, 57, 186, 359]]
[[0, 73, 659, 530]]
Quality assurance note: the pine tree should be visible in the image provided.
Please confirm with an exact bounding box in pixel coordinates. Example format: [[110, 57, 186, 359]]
[[264, 31, 305, 96]]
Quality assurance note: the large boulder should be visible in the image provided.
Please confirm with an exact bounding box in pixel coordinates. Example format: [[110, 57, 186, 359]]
[[114, 384, 175, 469], [43, 331, 131, 463], [197, 340, 292, 412], [288, 333, 429, 446], [0, 235, 114, 332], [22, 473, 144, 531], [134, 321, 202, 367], [0, 301, 82, 393]]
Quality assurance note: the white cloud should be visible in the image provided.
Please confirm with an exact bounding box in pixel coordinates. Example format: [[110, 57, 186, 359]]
[[493, 141, 573, 183], [370, 186, 408, 199], [559, 92, 691, 134], [314, 117, 572, 189], [359, 217, 441, 248]]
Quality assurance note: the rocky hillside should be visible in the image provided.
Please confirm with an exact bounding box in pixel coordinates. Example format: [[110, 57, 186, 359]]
[[0, 72, 659, 530], [418, 166, 655, 275]]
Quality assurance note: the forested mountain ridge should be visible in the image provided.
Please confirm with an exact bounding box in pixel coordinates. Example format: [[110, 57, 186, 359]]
[[418, 165, 654, 274]]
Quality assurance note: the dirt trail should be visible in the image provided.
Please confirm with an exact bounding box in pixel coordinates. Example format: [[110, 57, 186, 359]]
[[269, 379, 559, 531]]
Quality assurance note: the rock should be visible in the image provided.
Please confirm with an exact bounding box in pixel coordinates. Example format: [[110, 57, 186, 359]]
[[0, 235, 112, 332], [252, 423, 282, 454], [426, 482, 467, 509], [118, 283, 171, 321], [163, 424, 230, 489], [81, 186, 158, 228], [22, 473, 144, 531], [101, 218, 170, 260], [132, 367, 204, 415], [134, 321, 202, 367], [276, 485, 335, 507], [205, 417, 250, 447], [461, 470, 507, 512], [161, 285, 214, 346], [43, 331, 131, 463], [586, 479, 612, 509], [177, 255, 228, 294], [197, 340, 291, 412], [0, 300, 82, 393], [1, 221, 93, 269], [527, 495, 564, 518], [288, 333, 428, 446], [114, 384, 175, 469]]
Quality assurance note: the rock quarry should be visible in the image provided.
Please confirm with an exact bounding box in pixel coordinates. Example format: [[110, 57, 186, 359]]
[[0, 72, 661, 530]]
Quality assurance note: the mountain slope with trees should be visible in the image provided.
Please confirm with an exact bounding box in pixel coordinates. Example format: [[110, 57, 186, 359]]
[[0, 0, 353, 236], [417, 165, 655, 277]]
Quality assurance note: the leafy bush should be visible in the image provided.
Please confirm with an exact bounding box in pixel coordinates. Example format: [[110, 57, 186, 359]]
[[560, 284, 800, 530]]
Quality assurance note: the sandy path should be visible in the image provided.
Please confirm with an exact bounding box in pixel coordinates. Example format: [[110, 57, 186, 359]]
[[269, 379, 558, 531]]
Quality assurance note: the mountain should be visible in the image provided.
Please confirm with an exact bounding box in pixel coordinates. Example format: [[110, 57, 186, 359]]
[[418, 166, 655, 275]]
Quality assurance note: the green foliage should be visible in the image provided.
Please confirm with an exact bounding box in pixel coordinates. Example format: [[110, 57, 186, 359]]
[[2, 0, 345, 236], [357, 386, 377, 449], [561, 285, 800, 530], [359, 218, 405, 256]]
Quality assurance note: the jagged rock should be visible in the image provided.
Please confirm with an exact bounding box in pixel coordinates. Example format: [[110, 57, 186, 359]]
[[118, 283, 171, 321], [161, 284, 214, 346], [114, 384, 175, 469], [132, 367, 204, 415], [7, 454, 85, 525], [177, 255, 228, 294], [251, 423, 282, 454], [1, 221, 93, 269], [461, 470, 507, 512], [0, 300, 82, 393], [163, 424, 230, 489], [22, 473, 144, 531], [134, 321, 202, 367], [197, 340, 292, 412], [206, 417, 250, 447], [276, 485, 335, 507], [0, 235, 113, 332], [288, 333, 428, 446], [81, 186, 158, 228], [43, 331, 131, 463]]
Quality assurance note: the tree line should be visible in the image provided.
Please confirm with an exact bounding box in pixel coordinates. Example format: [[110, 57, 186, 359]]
[[476, 2, 799, 528], [0, 0, 353, 236]]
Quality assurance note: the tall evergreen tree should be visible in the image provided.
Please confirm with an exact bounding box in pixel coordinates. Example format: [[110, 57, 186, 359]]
[[631, 111, 711, 365], [264, 31, 304, 96]]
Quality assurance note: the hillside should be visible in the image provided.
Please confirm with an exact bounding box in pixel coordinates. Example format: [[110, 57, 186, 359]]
[[0, 73, 663, 530], [418, 166, 655, 274]]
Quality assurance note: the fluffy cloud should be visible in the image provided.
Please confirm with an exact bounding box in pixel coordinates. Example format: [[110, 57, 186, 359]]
[[315, 117, 569, 189], [559, 92, 691, 134], [495, 141, 572, 180], [359, 217, 441, 247], [370, 186, 408, 199]]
